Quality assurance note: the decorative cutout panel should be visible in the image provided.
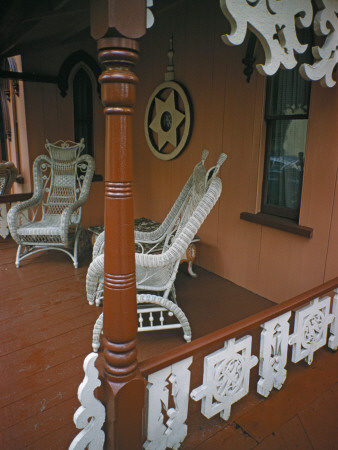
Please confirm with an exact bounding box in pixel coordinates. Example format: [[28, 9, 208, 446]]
[[144, 357, 193, 450], [69, 353, 105, 450], [328, 290, 338, 351], [220, 0, 313, 76], [190, 336, 258, 421], [289, 296, 334, 365], [257, 311, 291, 397], [300, 0, 338, 87]]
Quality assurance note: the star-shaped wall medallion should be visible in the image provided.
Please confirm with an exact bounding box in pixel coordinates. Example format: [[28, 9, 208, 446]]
[[149, 90, 185, 150], [145, 80, 192, 160]]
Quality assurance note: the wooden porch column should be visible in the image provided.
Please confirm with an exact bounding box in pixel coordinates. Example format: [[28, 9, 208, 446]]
[[90, 1, 146, 448]]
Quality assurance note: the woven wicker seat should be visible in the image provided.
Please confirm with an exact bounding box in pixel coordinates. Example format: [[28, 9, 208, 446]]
[[7, 139, 95, 268], [86, 152, 227, 349]]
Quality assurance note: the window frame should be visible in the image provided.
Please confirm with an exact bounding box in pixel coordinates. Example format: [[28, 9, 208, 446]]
[[261, 71, 311, 222], [73, 67, 94, 158]]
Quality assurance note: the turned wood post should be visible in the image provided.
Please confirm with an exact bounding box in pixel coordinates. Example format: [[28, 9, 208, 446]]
[[90, 1, 146, 448]]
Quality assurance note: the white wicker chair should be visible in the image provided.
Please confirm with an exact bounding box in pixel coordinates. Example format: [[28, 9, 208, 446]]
[[7, 139, 95, 268], [0, 161, 18, 194], [91, 149, 211, 260], [87, 152, 226, 350]]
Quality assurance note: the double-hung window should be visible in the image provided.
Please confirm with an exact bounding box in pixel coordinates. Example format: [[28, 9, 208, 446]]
[[73, 68, 94, 158], [262, 34, 312, 221]]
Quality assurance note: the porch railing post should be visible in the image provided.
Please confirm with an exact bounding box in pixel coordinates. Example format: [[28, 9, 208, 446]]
[[90, 1, 147, 448]]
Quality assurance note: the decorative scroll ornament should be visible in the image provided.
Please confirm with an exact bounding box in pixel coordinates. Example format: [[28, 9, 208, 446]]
[[257, 311, 291, 397], [144, 357, 193, 450], [220, 0, 313, 76], [190, 336, 258, 421], [144, 36, 192, 160], [289, 296, 334, 365], [328, 290, 338, 350], [146, 0, 155, 29], [300, 0, 338, 87], [69, 353, 105, 450]]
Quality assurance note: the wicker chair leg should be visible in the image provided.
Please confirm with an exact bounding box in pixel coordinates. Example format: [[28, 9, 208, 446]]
[[15, 244, 22, 268], [73, 229, 82, 268]]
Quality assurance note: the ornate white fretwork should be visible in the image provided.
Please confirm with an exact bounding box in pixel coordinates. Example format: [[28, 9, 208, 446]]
[[220, 0, 313, 76], [300, 0, 338, 87], [144, 357, 193, 450], [328, 290, 338, 351], [289, 296, 334, 365], [190, 336, 258, 421], [257, 312, 291, 397], [146, 0, 155, 29], [69, 353, 105, 450]]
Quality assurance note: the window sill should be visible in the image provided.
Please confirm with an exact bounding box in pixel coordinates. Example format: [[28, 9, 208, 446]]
[[240, 212, 313, 238]]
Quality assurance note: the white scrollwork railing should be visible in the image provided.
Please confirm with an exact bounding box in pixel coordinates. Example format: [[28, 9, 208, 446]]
[[289, 296, 334, 364], [191, 336, 258, 421], [142, 284, 337, 449], [257, 311, 291, 397], [328, 289, 338, 350], [144, 357, 193, 450], [69, 353, 105, 450]]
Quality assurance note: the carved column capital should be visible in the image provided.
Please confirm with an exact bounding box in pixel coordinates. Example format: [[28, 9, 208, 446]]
[[97, 38, 139, 116]]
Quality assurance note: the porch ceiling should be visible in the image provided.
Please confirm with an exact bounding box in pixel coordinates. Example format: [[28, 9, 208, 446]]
[[0, 0, 91, 57]]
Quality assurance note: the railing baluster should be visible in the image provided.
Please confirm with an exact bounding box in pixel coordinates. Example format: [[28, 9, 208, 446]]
[[289, 296, 334, 365], [145, 357, 193, 449], [257, 311, 291, 397], [328, 289, 338, 351]]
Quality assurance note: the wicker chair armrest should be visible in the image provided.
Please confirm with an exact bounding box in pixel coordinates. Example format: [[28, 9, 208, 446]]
[[92, 231, 105, 258], [7, 194, 43, 242], [86, 253, 104, 305], [135, 177, 222, 269], [134, 172, 194, 244], [60, 200, 84, 243]]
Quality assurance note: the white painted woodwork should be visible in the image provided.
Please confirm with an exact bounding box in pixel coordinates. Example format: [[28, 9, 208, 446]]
[[144, 357, 193, 450], [0, 204, 9, 238], [300, 0, 338, 87], [69, 353, 105, 450], [190, 336, 258, 421], [328, 290, 338, 351], [146, 0, 155, 29], [257, 311, 291, 397], [289, 296, 334, 365], [220, 0, 313, 76]]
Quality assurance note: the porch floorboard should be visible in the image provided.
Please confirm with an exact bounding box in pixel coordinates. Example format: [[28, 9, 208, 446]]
[[0, 238, 337, 449]]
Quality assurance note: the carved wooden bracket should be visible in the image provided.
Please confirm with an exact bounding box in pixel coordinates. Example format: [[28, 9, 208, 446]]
[[220, 0, 338, 87]]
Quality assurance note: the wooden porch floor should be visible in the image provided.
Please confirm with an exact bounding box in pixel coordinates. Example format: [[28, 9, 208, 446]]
[[0, 238, 337, 449]]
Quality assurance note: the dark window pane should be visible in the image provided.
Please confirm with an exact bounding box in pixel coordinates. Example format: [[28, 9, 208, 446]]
[[73, 69, 93, 156], [266, 69, 311, 118], [265, 119, 307, 210]]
